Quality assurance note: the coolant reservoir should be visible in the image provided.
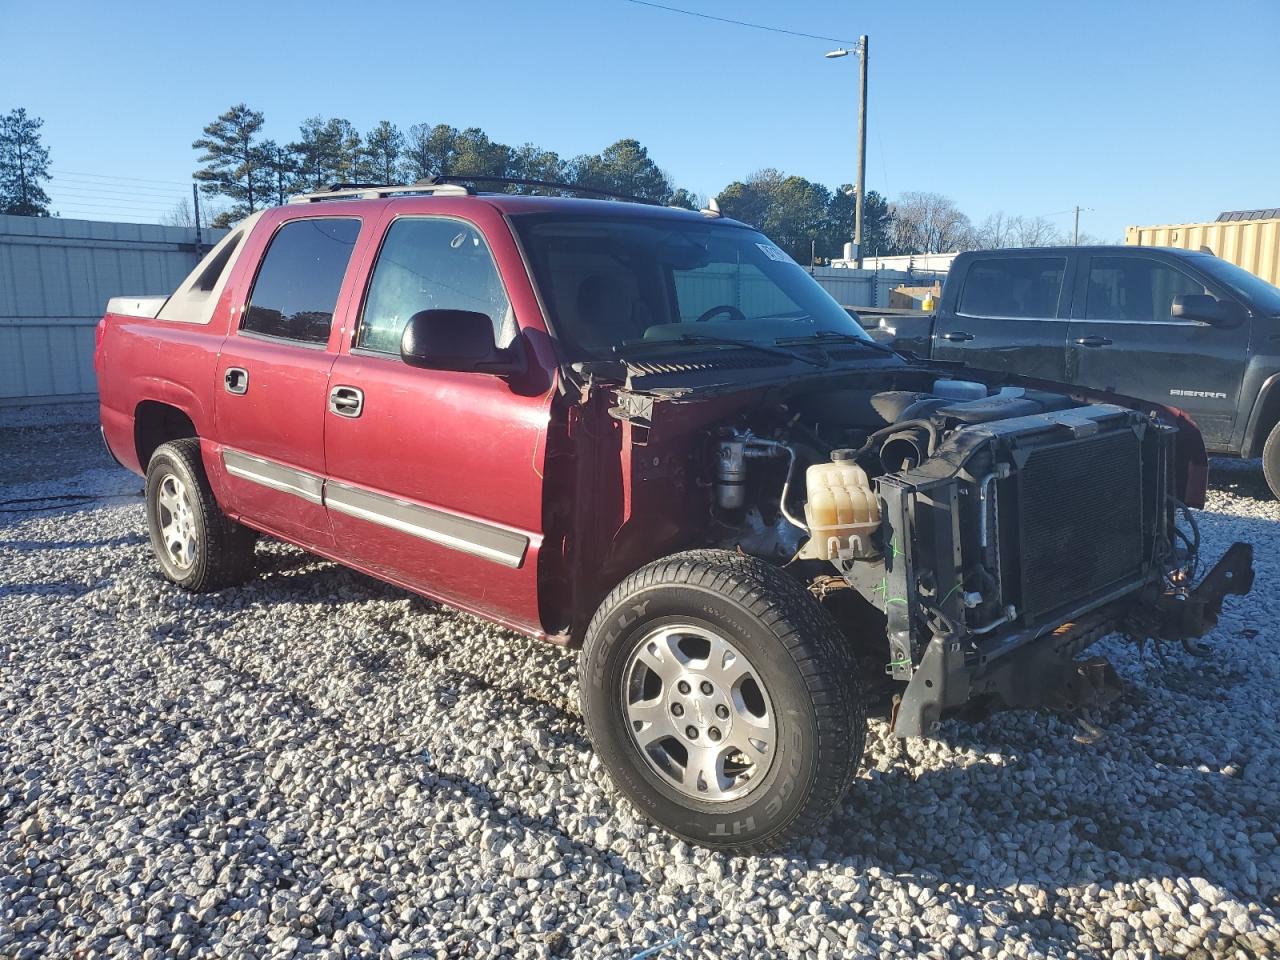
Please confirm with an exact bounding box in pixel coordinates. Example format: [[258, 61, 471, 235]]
[[799, 458, 881, 561]]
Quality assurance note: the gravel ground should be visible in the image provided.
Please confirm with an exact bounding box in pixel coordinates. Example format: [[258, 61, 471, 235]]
[[2, 424, 1277, 960]]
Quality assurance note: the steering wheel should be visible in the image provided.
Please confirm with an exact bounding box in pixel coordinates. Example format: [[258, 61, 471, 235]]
[[695, 304, 747, 323]]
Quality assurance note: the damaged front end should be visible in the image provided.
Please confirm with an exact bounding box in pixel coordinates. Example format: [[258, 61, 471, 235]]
[[573, 358, 1253, 740], [832, 401, 1254, 737]]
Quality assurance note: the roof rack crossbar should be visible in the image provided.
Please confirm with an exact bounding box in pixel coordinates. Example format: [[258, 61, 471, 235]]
[[287, 182, 474, 204], [420, 175, 659, 206], [288, 176, 664, 207]]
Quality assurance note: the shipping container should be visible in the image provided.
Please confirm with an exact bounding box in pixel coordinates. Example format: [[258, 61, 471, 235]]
[[1125, 217, 1280, 287]]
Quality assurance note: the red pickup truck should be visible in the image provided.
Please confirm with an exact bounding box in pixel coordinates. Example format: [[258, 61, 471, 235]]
[[96, 178, 1252, 852]]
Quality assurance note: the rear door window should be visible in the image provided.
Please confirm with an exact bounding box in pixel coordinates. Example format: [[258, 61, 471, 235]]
[[242, 218, 362, 344], [958, 257, 1066, 319], [1084, 257, 1206, 322]]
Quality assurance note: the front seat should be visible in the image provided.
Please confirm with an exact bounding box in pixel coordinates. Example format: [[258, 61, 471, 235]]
[[575, 273, 653, 350]]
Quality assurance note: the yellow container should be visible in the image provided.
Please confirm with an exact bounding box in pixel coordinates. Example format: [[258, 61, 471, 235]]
[[1125, 218, 1280, 287], [799, 460, 880, 560]]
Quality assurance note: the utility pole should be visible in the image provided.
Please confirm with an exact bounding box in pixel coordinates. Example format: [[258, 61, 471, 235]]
[[855, 35, 868, 269], [1073, 205, 1081, 246], [826, 36, 869, 268], [192, 183, 203, 259]]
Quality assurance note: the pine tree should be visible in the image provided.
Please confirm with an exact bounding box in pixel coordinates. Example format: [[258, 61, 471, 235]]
[[259, 140, 300, 206], [192, 104, 268, 225], [0, 107, 52, 217], [290, 117, 362, 190], [570, 139, 672, 203], [361, 121, 403, 184]]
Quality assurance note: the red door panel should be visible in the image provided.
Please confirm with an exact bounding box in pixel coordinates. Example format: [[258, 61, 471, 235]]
[[324, 355, 551, 631], [323, 199, 558, 635], [213, 337, 335, 545]]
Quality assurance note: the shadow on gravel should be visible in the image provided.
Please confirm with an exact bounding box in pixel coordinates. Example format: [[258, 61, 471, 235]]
[[0, 532, 147, 551], [2, 579, 94, 597], [1207, 457, 1273, 500], [802, 762, 1278, 914], [778, 495, 1280, 909], [249, 553, 434, 608], [800, 685, 1279, 909]]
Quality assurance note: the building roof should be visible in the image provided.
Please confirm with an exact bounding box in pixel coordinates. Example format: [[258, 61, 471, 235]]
[[1217, 208, 1280, 222]]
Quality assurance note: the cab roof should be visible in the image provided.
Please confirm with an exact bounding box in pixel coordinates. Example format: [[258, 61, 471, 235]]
[[284, 177, 750, 227]]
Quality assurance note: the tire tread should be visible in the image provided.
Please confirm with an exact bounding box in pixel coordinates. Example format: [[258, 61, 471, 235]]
[[582, 548, 867, 854], [147, 438, 257, 592]]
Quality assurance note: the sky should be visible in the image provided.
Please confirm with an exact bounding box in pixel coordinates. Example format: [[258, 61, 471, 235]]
[[3, 0, 1278, 241]]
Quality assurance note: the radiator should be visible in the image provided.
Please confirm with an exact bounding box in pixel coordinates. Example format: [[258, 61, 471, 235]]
[[1015, 429, 1145, 621]]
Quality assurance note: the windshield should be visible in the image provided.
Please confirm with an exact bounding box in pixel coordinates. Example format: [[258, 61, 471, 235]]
[[1192, 253, 1280, 315], [512, 213, 871, 360]]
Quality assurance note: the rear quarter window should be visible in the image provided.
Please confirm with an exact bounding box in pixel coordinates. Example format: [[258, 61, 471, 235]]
[[958, 257, 1066, 319]]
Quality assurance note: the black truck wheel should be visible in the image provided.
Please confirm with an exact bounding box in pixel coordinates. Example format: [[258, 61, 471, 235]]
[[580, 549, 866, 852], [1263, 421, 1280, 500], [145, 439, 258, 592]]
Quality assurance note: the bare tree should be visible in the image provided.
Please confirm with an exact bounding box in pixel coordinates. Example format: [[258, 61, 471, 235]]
[[1011, 215, 1065, 247], [974, 211, 1017, 249], [890, 191, 974, 254], [161, 195, 229, 229]]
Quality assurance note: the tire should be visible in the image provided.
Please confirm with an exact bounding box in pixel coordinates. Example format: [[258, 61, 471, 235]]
[[580, 549, 866, 853], [1263, 421, 1280, 500], [145, 438, 258, 592]]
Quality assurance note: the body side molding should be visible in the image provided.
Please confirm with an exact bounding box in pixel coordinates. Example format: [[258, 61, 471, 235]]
[[219, 447, 528, 568]]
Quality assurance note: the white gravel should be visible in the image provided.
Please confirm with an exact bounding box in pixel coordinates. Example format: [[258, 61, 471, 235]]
[[2, 424, 1277, 960]]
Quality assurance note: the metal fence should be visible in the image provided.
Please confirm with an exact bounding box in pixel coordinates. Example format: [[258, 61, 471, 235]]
[[0, 214, 227, 406], [807, 265, 946, 308], [673, 264, 939, 320]]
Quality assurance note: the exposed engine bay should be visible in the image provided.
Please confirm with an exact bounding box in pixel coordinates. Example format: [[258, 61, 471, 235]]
[[683, 369, 1255, 735]]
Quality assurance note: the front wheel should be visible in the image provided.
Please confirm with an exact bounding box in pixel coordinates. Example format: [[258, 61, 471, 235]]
[[580, 550, 866, 853]]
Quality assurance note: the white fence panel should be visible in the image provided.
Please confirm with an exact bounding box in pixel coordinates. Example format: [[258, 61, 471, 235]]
[[0, 214, 228, 405]]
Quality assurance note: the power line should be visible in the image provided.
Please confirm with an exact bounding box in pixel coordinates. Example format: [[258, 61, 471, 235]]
[[51, 187, 184, 204], [50, 168, 192, 187], [51, 198, 183, 211], [619, 0, 854, 44], [52, 176, 194, 197], [50, 189, 183, 207]]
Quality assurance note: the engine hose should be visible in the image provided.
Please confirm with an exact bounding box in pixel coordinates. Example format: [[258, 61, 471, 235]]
[[1171, 498, 1201, 579], [836, 418, 940, 466]]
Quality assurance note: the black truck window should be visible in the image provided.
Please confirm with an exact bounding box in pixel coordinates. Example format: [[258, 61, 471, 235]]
[[1085, 257, 1205, 322], [958, 257, 1065, 319], [243, 218, 362, 344]]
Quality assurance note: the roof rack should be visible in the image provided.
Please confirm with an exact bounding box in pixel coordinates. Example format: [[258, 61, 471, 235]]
[[287, 180, 475, 204], [288, 175, 663, 207], [423, 175, 660, 205]]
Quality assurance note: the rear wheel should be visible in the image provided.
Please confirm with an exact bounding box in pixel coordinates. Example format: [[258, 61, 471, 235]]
[[145, 439, 257, 591], [580, 550, 866, 852], [1262, 421, 1280, 499]]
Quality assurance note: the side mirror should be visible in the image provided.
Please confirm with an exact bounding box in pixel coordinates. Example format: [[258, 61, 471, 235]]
[[399, 309, 526, 375], [1171, 293, 1231, 326]]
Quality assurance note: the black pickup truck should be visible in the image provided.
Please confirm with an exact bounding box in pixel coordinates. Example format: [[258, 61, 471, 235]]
[[860, 246, 1280, 496]]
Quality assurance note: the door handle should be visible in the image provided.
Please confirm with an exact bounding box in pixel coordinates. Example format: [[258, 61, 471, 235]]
[[329, 385, 364, 418], [1072, 336, 1114, 347], [224, 367, 249, 395], [940, 331, 975, 342]]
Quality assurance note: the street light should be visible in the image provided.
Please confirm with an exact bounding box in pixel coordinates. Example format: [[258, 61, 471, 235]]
[[825, 36, 868, 268]]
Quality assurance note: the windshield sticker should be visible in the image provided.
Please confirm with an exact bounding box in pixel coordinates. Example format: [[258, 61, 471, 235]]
[[756, 242, 793, 264]]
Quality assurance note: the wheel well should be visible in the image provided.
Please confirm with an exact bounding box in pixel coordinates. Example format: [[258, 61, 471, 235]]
[[1248, 386, 1280, 458], [134, 401, 197, 468]]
